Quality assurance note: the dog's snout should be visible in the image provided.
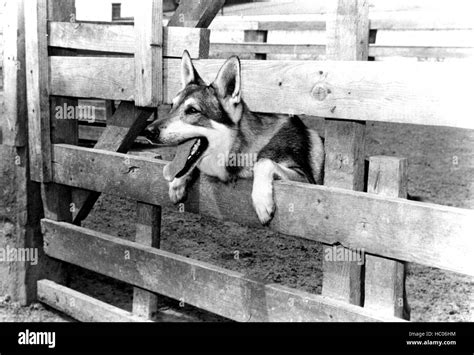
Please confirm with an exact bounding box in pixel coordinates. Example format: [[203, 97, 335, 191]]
[[143, 124, 159, 141]]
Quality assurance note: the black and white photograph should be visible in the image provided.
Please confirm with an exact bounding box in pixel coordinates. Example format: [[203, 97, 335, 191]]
[[0, 0, 473, 353]]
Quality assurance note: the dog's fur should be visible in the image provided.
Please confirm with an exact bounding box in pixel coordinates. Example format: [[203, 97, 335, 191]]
[[144, 51, 324, 224]]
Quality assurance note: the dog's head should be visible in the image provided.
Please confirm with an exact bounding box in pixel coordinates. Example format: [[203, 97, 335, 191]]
[[144, 51, 242, 147]]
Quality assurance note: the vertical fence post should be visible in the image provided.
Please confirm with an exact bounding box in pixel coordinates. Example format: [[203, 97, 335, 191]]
[[365, 156, 410, 319], [321, 0, 369, 305], [244, 29, 267, 60], [134, 0, 163, 107], [132, 203, 161, 319]]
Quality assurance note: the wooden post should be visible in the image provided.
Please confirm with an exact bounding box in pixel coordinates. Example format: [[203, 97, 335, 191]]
[[321, 0, 369, 305], [134, 0, 163, 107], [365, 156, 410, 319], [244, 30, 267, 60], [132, 203, 161, 319]]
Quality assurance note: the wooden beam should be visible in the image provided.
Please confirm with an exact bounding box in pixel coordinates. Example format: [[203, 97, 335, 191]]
[[364, 156, 410, 319], [134, 0, 162, 107], [322, 0, 369, 306], [41, 220, 405, 322], [48, 22, 210, 58], [211, 43, 474, 59], [3, 0, 27, 147], [50, 145, 474, 276], [37, 280, 151, 322], [132, 202, 161, 319], [25, 0, 51, 182], [168, 0, 225, 28], [49, 56, 474, 130]]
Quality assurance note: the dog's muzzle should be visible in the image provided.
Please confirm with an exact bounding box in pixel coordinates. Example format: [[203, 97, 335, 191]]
[[143, 125, 160, 143]]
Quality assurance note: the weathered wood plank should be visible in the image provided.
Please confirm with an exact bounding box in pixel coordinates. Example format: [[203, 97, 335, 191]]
[[364, 156, 410, 319], [49, 57, 474, 129], [25, 0, 51, 182], [321, 0, 369, 306], [211, 43, 474, 59], [134, 0, 162, 107], [51, 145, 474, 276], [37, 279, 151, 322], [132, 202, 161, 319], [41, 220, 404, 322], [48, 22, 210, 58], [3, 0, 26, 147], [168, 0, 225, 28]]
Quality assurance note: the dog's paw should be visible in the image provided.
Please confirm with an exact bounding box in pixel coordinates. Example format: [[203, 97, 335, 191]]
[[252, 186, 275, 225], [169, 178, 187, 204]]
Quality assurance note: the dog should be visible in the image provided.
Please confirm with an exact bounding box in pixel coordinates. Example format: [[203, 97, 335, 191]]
[[144, 50, 324, 225]]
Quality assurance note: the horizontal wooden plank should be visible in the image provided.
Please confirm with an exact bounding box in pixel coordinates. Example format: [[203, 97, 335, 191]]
[[210, 13, 474, 31], [48, 22, 210, 58], [50, 56, 474, 129], [78, 124, 152, 145], [37, 279, 151, 322], [211, 43, 474, 59], [51, 144, 474, 276], [41, 219, 403, 322]]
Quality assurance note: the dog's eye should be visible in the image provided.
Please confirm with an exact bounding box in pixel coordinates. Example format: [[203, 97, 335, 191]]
[[185, 107, 200, 115]]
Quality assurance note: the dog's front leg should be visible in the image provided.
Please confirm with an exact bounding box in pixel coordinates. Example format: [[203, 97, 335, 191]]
[[169, 171, 195, 204], [252, 158, 306, 225]]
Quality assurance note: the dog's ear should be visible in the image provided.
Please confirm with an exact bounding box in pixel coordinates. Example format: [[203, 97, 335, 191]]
[[181, 50, 205, 88], [212, 56, 241, 105]]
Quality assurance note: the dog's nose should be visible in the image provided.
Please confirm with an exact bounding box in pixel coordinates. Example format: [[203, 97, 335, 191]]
[[143, 125, 159, 141]]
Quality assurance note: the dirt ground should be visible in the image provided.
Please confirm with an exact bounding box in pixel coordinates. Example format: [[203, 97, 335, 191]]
[[1, 120, 473, 322]]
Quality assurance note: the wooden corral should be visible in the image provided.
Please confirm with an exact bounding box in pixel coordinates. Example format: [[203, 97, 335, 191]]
[[1, 0, 473, 322]]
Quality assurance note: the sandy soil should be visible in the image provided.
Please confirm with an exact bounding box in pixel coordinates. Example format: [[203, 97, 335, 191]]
[[1, 121, 473, 322]]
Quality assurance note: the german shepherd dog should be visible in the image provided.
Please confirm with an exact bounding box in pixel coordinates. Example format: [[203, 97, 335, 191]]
[[144, 51, 324, 225]]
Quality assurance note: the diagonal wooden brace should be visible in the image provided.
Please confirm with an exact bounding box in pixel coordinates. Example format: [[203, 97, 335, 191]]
[[72, 102, 155, 225]]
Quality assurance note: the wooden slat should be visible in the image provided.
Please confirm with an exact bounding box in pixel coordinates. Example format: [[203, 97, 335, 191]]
[[2, 0, 26, 147], [37, 279, 151, 322], [49, 56, 474, 130], [364, 156, 410, 319], [211, 43, 474, 59], [134, 0, 162, 107], [48, 22, 209, 58], [25, 0, 51, 182], [41, 219, 404, 322], [51, 145, 474, 276]]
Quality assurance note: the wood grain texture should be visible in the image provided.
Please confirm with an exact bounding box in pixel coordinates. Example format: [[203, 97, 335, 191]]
[[50, 145, 474, 276], [134, 0, 162, 107], [364, 156, 410, 319], [244, 30, 267, 60], [49, 56, 474, 129], [3, 0, 26, 147], [41, 220, 404, 322], [48, 22, 210, 58], [25, 0, 51, 182], [37, 280, 151, 322], [321, 0, 369, 306], [211, 43, 473, 59], [132, 202, 161, 319]]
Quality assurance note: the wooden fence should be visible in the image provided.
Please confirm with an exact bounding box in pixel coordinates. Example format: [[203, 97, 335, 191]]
[[1, 0, 473, 321]]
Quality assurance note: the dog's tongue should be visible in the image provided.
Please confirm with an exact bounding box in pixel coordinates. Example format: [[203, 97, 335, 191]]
[[163, 138, 199, 182]]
